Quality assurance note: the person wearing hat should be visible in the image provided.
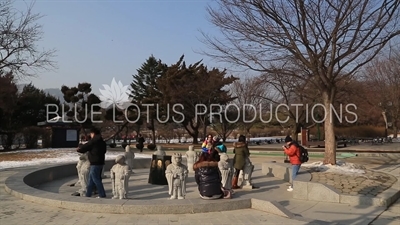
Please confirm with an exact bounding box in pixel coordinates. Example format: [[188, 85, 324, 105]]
[[214, 137, 227, 153], [282, 135, 301, 192]]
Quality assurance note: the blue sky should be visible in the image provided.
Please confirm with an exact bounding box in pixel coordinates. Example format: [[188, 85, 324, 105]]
[[15, 0, 223, 95]]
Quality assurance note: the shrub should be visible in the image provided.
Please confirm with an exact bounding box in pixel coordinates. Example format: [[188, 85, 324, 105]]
[[121, 142, 128, 149], [109, 143, 116, 148], [22, 126, 43, 149], [41, 129, 52, 148], [147, 143, 156, 150], [335, 126, 384, 138]]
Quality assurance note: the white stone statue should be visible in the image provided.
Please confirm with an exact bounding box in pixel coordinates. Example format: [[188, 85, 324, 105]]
[[218, 153, 233, 189], [76, 153, 90, 196], [185, 145, 197, 173], [241, 158, 255, 189], [75, 156, 83, 186], [165, 153, 188, 199], [154, 145, 166, 156], [124, 145, 135, 171], [110, 155, 131, 199]]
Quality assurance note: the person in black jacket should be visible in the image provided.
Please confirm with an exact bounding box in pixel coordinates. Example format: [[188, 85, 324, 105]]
[[77, 127, 107, 198], [193, 149, 231, 199], [136, 134, 145, 152]]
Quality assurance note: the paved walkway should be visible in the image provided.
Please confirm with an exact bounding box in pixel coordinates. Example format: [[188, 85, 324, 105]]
[[368, 156, 400, 225]]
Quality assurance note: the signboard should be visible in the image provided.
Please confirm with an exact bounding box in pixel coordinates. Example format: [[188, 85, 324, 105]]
[[66, 129, 77, 142]]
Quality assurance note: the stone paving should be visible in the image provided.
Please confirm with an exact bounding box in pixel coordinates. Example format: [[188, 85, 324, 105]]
[[0, 170, 315, 225], [309, 169, 398, 196]]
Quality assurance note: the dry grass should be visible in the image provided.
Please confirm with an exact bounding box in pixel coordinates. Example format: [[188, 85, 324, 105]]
[[0, 150, 68, 162]]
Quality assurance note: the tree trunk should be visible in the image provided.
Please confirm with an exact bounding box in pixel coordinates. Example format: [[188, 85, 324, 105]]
[[135, 123, 141, 136], [124, 126, 129, 142], [104, 121, 129, 142], [202, 124, 208, 139], [322, 91, 336, 165], [151, 119, 156, 144], [191, 130, 199, 144], [1, 133, 15, 150], [183, 119, 201, 144], [291, 129, 298, 142]]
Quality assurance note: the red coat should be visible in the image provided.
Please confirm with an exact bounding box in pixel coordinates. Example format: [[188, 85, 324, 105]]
[[284, 144, 301, 165]]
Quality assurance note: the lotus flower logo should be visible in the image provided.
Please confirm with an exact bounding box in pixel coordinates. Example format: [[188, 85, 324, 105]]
[[99, 78, 130, 110]]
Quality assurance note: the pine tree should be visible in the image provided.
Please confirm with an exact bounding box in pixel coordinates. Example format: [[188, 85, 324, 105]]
[[157, 55, 238, 144], [130, 55, 166, 144]]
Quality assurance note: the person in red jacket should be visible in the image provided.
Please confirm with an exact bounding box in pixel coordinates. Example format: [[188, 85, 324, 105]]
[[282, 135, 301, 192]]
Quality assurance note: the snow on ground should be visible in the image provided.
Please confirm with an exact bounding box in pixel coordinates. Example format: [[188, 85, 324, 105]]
[[0, 148, 151, 170], [301, 160, 366, 175]]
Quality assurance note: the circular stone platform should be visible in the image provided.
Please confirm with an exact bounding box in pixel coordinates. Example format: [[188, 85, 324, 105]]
[[38, 168, 217, 200], [4, 158, 297, 217]]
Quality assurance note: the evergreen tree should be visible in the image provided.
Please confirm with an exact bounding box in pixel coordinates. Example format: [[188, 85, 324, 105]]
[[61, 83, 101, 137], [157, 55, 237, 144], [130, 55, 166, 144], [15, 83, 60, 127]]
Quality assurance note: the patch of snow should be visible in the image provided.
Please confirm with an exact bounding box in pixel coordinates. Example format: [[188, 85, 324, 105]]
[[0, 148, 151, 170], [301, 160, 365, 175]]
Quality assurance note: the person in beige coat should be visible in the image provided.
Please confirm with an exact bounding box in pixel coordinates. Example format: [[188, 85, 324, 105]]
[[232, 135, 250, 189]]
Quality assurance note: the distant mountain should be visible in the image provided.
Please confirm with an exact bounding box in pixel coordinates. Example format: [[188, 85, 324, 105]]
[[16, 83, 27, 93], [15, 84, 64, 102], [43, 88, 64, 102]]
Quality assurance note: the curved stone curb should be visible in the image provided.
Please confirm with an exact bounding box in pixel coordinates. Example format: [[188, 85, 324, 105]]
[[4, 158, 304, 220]]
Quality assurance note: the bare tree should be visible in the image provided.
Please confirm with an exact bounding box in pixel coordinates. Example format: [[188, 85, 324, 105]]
[[201, 0, 400, 164], [364, 47, 400, 138], [258, 70, 321, 140], [0, 0, 56, 78], [230, 76, 272, 139], [211, 107, 239, 141]]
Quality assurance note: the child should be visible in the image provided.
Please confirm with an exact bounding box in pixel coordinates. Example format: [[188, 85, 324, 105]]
[[201, 134, 214, 153], [214, 137, 227, 153]]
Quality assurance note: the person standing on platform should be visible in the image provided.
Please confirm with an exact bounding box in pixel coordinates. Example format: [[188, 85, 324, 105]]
[[77, 127, 107, 198]]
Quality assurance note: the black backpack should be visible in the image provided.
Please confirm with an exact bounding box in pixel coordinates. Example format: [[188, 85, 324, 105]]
[[298, 145, 309, 163]]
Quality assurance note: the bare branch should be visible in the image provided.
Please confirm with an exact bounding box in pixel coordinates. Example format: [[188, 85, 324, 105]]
[[200, 0, 400, 164], [0, 0, 57, 78]]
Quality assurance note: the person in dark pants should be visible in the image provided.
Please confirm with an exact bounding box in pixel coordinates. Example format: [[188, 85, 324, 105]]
[[136, 134, 145, 152], [282, 135, 301, 192], [232, 135, 250, 189], [77, 127, 107, 198]]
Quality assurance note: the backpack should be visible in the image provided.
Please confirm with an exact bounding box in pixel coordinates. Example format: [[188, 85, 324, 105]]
[[298, 145, 309, 163]]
